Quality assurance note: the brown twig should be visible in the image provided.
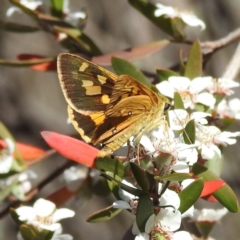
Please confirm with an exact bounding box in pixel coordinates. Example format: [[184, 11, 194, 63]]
[[0, 160, 76, 219], [201, 27, 240, 55], [221, 41, 240, 80]]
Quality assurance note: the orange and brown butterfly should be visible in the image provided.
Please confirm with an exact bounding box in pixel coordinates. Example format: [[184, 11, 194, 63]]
[[57, 53, 170, 156]]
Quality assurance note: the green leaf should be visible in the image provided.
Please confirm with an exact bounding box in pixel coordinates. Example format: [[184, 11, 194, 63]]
[[50, 0, 64, 18], [96, 156, 125, 178], [136, 195, 154, 232], [178, 179, 203, 214], [9, 0, 38, 19], [53, 26, 102, 56], [0, 20, 40, 32], [173, 92, 184, 109], [156, 68, 179, 83], [128, 0, 186, 40], [183, 119, 196, 144], [111, 57, 150, 88], [101, 172, 143, 197], [130, 162, 149, 191], [0, 57, 54, 67], [0, 177, 18, 202], [192, 163, 239, 212], [19, 225, 54, 240], [155, 173, 192, 182], [0, 122, 24, 166], [86, 206, 122, 223], [184, 40, 202, 79]]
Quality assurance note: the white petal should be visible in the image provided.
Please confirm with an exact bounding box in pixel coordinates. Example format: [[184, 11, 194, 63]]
[[154, 4, 177, 18], [168, 76, 191, 91], [135, 233, 149, 240], [112, 200, 131, 209], [168, 109, 188, 130], [0, 155, 13, 173], [196, 92, 216, 108], [156, 208, 181, 231], [181, 179, 195, 189], [173, 231, 193, 240], [140, 135, 155, 152], [16, 206, 36, 221], [33, 198, 56, 217], [201, 144, 215, 159], [181, 205, 194, 218], [190, 77, 212, 93], [119, 180, 136, 201], [172, 161, 189, 173], [160, 189, 180, 209], [53, 208, 75, 222], [145, 214, 155, 234], [181, 13, 206, 30], [132, 220, 141, 235], [156, 81, 174, 98], [39, 222, 61, 231]]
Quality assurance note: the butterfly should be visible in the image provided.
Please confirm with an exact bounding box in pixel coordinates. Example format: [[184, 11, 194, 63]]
[[57, 53, 170, 156]]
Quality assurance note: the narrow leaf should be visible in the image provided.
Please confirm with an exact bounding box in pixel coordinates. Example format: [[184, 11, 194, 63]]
[[136, 195, 154, 232], [178, 179, 203, 214], [130, 162, 149, 191], [0, 20, 40, 32], [86, 206, 122, 223], [155, 173, 192, 181], [184, 40, 202, 79], [173, 92, 184, 109], [53, 26, 102, 56], [96, 156, 125, 178], [183, 119, 196, 144], [112, 57, 150, 88], [50, 0, 64, 18]]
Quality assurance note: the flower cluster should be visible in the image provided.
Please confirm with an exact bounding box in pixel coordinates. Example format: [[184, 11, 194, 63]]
[[15, 198, 75, 240], [115, 73, 239, 239]]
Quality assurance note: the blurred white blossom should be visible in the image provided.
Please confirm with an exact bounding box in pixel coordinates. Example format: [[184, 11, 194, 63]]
[[154, 3, 205, 30]]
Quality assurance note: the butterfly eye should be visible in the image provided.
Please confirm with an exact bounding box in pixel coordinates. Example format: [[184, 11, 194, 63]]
[[164, 102, 171, 111]]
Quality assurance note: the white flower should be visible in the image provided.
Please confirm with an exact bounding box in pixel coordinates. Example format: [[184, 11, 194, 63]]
[[112, 180, 138, 213], [192, 208, 228, 222], [6, 0, 42, 17], [11, 170, 37, 200], [172, 231, 193, 240], [168, 109, 210, 130], [196, 125, 222, 159], [15, 198, 75, 231], [214, 131, 240, 146], [154, 3, 205, 30], [0, 138, 15, 174], [63, 0, 86, 28], [156, 76, 213, 109], [206, 78, 240, 95], [217, 98, 240, 119], [63, 166, 88, 183]]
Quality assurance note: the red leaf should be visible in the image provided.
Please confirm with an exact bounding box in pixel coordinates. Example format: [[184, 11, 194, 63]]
[[201, 180, 225, 197], [92, 40, 169, 66], [0, 139, 46, 161], [41, 131, 100, 168], [17, 54, 57, 71]]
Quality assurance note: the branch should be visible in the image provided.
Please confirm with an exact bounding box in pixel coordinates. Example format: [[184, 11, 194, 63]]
[[201, 27, 240, 55], [222, 41, 240, 80]]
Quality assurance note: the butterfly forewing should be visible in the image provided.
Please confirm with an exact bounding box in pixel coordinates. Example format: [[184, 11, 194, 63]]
[[58, 53, 118, 113], [57, 53, 169, 154]]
